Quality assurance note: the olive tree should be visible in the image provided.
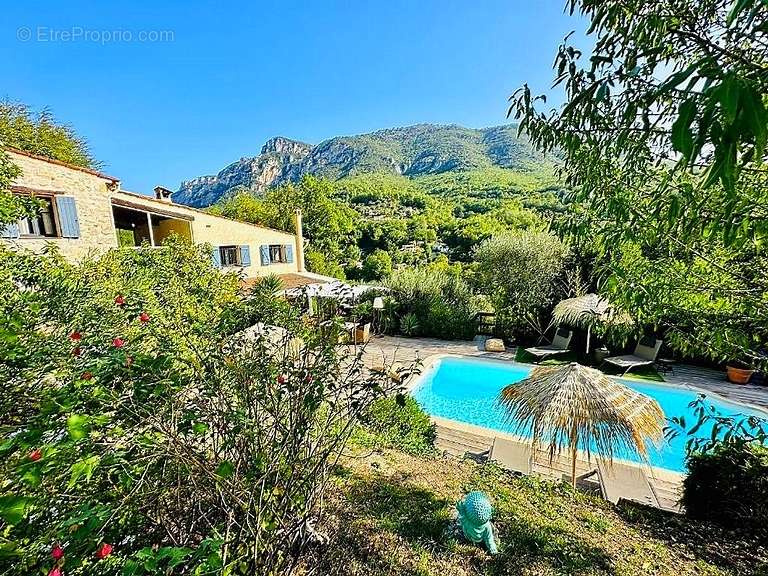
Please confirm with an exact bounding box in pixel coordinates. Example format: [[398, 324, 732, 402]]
[[474, 231, 568, 341]]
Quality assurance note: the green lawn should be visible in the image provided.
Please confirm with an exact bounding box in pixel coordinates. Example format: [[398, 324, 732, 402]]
[[306, 448, 765, 575]]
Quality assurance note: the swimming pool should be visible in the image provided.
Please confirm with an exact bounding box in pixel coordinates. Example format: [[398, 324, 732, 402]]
[[411, 356, 768, 472]]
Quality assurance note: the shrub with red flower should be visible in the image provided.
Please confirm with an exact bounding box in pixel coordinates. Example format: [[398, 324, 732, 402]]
[[69, 331, 82, 341], [95, 542, 113, 560], [0, 238, 395, 575]]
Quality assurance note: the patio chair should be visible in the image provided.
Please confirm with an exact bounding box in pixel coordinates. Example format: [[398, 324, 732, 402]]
[[488, 437, 532, 475], [596, 459, 657, 507], [602, 337, 663, 375], [525, 327, 573, 361]]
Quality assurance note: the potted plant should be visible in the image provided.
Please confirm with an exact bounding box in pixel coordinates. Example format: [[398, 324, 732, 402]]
[[726, 361, 754, 385]]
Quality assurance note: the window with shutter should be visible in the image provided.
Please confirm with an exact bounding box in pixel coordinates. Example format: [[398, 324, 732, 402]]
[[239, 245, 251, 266], [17, 196, 60, 237], [260, 245, 271, 266], [56, 196, 80, 238], [1, 222, 20, 239], [218, 246, 240, 266]]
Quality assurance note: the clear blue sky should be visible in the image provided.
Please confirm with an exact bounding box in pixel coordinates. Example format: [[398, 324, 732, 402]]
[[1, 1, 588, 193]]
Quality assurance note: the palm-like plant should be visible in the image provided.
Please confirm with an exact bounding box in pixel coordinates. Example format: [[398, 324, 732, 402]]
[[552, 293, 632, 353], [498, 363, 664, 487]]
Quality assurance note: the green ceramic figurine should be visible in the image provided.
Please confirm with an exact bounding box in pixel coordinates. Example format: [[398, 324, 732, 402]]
[[455, 491, 498, 554]]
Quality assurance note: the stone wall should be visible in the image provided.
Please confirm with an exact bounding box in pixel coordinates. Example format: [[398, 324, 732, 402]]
[[2, 150, 302, 279], [3, 150, 118, 260]]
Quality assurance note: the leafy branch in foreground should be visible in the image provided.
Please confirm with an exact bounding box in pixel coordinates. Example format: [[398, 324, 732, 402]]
[[664, 394, 768, 454], [508, 0, 768, 366]]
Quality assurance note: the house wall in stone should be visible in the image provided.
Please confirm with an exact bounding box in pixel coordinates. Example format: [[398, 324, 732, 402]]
[[3, 150, 119, 260]]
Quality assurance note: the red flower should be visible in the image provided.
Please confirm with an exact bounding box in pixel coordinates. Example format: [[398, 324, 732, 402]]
[[29, 448, 42, 462], [81, 371, 93, 380], [112, 338, 125, 348], [72, 347, 82, 357], [69, 331, 82, 341], [138, 311, 150, 323], [95, 542, 113, 560], [51, 544, 64, 560], [114, 295, 125, 306], [277, 374, 287, 385], [48, 567, 62, 576]]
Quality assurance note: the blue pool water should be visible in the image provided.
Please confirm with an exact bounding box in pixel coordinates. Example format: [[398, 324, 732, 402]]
[[411, 357, 768, 472]]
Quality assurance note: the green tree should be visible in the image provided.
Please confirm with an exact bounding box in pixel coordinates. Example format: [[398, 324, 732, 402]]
[[212, 176, 359, 273], [1, 101, 99, 226], [0, 151, 34, 227], [362, 249, 393, 281], [509, 0, 768, 366], [0, 238, 403, 574], [0, 101, 98, 168], [474, 231, 568, 340]]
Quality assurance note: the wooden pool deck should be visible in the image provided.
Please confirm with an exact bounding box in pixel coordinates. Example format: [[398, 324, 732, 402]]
[[359, 336, 768, 513]]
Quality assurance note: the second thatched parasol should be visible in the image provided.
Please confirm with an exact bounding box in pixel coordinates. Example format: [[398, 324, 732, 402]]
[[552, 293, 632, 354], [498, 362, 664, 487]]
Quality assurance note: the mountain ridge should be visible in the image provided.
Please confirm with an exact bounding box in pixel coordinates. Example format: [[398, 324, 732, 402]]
[[174, 123, 549, 208]]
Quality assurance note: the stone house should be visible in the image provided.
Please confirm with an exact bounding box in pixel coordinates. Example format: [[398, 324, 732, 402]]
[[0, 148, 327, 283]]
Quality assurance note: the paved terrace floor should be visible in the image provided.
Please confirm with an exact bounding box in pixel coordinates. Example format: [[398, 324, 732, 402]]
[[359, 336, 768, 513]]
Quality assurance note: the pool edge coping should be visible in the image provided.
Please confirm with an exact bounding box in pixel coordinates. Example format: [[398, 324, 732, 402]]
[[401, 351, 767, 480], [404, 351, 768, 416]]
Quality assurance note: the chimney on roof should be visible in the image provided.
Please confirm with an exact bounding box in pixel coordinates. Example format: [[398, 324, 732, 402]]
[[294, 209, 305, 273], [154, 186, 173, 203]]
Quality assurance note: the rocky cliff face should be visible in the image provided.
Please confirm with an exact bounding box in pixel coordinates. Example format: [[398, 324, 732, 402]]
[[176, 137, 312, 207], [174, 123, 544, 207]]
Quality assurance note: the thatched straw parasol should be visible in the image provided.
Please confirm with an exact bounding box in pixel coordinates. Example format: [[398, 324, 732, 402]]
[[498, 363, 664, 487], [553, 293, 632, 353]]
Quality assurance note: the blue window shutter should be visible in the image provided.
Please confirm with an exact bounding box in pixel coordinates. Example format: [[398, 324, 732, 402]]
[[285, 244, 294, 263], [211, 247, 221, 268], [56, 196, 80, 238], [259, 244, 270, 266], [239, 245, 251, 266], [1, 222, 20, 239]]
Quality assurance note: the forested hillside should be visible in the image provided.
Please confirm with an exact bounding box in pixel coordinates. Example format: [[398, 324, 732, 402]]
[[175, 123, 554, 207], [209, 166, 565, 280]]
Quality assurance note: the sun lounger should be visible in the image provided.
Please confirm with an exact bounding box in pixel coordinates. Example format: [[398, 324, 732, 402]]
[[596, 459, 658, 507], [525, 328, 573, 361], [603, 337, 663, 375], [488, 437, 532, 475]]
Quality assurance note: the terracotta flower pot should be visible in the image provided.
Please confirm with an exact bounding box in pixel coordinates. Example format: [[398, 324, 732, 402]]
[[726, 365, 754, 384]]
